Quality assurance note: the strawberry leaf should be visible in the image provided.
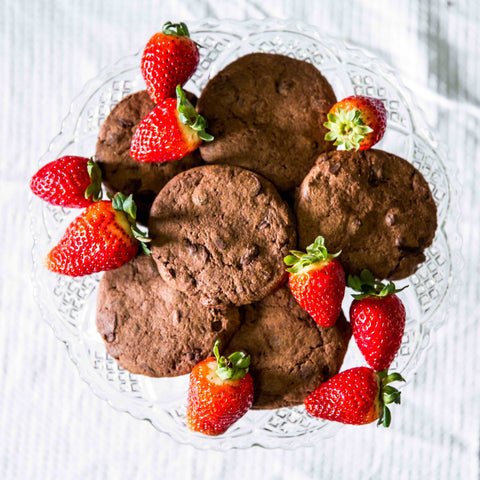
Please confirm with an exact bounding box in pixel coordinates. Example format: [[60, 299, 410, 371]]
[[176, 85, 214, 142], [85, 158, 102, 202], [347, 274, 363, 292], [112, 192, 152, 255], [380, 406, 392, 428], [348, 269, 407, 299], [323, 106, 373, 151], [284, 236, 341, 274], [213, 340, 250, 381], [284, 255, 299, 266], [162, 21, 190, 38], [376, 370, 405, 428]]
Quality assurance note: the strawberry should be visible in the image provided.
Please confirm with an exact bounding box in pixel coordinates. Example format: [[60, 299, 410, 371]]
[[30, 156, 102, 208], [305, 367, 405, 427], [348, 269, 407, 372], [45, 193, 150, 277], [130, 85, 213, 163], [186, 340, 254, 436], [324, 95, 387, 150], [284, 236, 345, 327], [141, 21, 200, 103]]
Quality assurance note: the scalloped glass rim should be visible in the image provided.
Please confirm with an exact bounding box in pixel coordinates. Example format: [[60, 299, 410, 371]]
[[30, 18, 461, 450]]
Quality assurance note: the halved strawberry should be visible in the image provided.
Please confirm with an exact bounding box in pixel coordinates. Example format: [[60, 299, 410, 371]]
[[186, 341, 254, 436], [130, 85, 213, 163], [305, 367, 405, 427], [324, 95, 387, 150], [30, 156, 102, 208], [142, 21, 200, 103], [348, 269, 407, 372], [45, 193, 150, 276], [284, 236, 345, 327]]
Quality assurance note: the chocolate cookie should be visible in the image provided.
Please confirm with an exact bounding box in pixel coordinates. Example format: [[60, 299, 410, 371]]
[[95, 90, 202, 224], [149, 165, 297, 307], [225, 285, 352, 409], [296, 149, 437, 280], [197, 53, 336, 192], [96, 255, 240, 377]]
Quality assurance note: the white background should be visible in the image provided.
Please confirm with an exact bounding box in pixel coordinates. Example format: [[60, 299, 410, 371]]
[[1, 0, 479, 478]]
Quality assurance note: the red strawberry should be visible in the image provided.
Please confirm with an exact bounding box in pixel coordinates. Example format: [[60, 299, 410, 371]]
[[30, 156, 102, 208], [45, 193, 150, 276], [305, 367, 405, 427], [284, 236, 345, 327], [141, 21, 200, 103], [324, 95, 387, 150], [348, 269, 407, 372], [186, 341, 254, 436], [130, 85, 213, 163]]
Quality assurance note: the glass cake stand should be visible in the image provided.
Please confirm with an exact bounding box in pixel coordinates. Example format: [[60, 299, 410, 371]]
[[30, 18, 460, 450]]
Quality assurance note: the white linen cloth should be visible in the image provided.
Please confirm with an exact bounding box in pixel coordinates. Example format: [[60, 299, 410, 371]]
[[1, 0, 478, 478]]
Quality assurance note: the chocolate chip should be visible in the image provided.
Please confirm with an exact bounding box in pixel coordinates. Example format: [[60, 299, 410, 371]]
[[368, 163, 384, 186], [211, 320, 223, 331], [186, 352, 195, 361], [247, 174, 262, 197], [140, 363, 156, 376], [213, 236, 226, 250], [187, 243, 198, 255], [105, 332, 115, 343], [195, 245, 209, 265], [192, 186, 209, 206], [257, 218, 270, 231], [395, 236, 405, 247], [183, 274, 197, 290], [252, 99, 267, 117], [241, 244, 260, 267], [276, 79, 295, 95], [171, 310, 181, 324], [259, 267, 273, 280], [329, 162, 341, 175], [385, 212, 397, 226], [166, 267, 176, 279], [118, 118, 134, 129], [349, 217, 362, 233], [200, 296, 220, 307]]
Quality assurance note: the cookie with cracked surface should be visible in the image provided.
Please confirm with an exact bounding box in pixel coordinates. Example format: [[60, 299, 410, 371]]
[[295, 149, 437, 280], [95, 90, 202, 224], [225, 285, 352, 409], [96, 255, 240, 377], [197, 53, 336, 192], [149, 164, 297, 307]]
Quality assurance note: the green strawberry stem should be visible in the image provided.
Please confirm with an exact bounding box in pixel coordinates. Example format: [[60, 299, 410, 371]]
[[85, 158, 102, 202], [111, 192, 151, 255], [347, 269, 408, 300], [284, 235, 340, 274], [213, 340, 250, 381], [377, 370, 405, 427], [324, 107, 373, 151], [162, 21, 191, 38], [176, 85, 214, 142]]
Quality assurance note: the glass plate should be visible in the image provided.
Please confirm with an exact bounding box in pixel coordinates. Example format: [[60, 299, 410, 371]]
[[30, 18, 460, 450]]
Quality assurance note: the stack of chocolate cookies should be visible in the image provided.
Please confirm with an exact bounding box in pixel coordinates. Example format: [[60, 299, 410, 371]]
[[95, 53, 437, 409]]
